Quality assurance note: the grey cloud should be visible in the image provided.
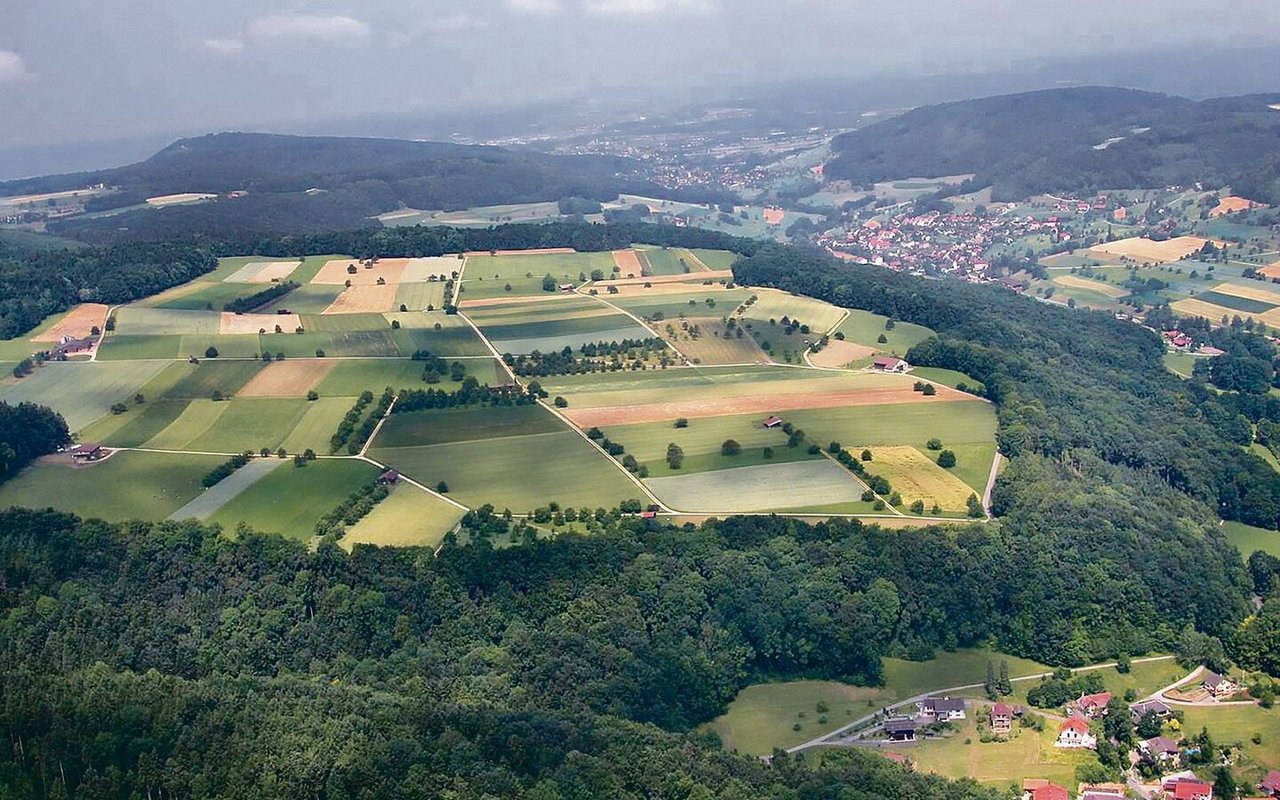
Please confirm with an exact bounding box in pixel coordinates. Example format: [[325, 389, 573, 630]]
[[245, 13, 372, 43], [0, 51, 31, 83]]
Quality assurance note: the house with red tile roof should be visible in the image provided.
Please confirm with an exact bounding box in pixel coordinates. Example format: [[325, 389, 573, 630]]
[[1055, 717, 1096, 749]]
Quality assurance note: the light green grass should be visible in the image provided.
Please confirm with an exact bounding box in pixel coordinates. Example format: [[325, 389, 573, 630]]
[[882, 649, 1053, 699], [604, 414, 821, 477], [180, 335, 262, 360], [688, 249, 739, 270], [742, 289, 849, 334], [785, 401, 997, 452], [370, 430, 642, 512], [911, 367, 985, 392], [97, 334, 181, 360], [458, 275, 551, 300], [0, 450, 222, 521], [184, 399, 311, 453], [974, 657, 1183, 708], [115, 307, 221, 336], [0, 360, 169, 432], [634, 246, 701, 276], [152, 282, 267, 311], [315, 360, 433, 396], [280, 398, 356, 453], [465, 252, 617, 282], [395, 281, 447, 311], [341, 484, 464, 550], [611, 289, 754, 321], [83, 399, 189, 448], [908, 715, 1096, 788], [163, 361, 265, 399], [835, 310, 934, 353], [210, 459, 378, 539], [1181, 703, 1280, 784], [389, 323, 490, 357], [260, 329, 400, 358], [275, 285, 345, 315], [300, 313, 388, 333], [646, 459, 865, 513], [1164, 351, 1209, 378], [167, 457, 285, 521], [375, 405, 564, 449], [1223, 520, 1280, 558]]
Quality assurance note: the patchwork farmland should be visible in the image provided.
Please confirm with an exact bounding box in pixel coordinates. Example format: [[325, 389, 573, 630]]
[[0, 245, 998, 542]]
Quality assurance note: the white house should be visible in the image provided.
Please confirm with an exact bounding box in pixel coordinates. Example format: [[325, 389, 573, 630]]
[[1055, 718, 1096, 749]]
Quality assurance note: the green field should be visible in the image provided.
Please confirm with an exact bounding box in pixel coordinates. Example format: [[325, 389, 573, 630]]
[[395, 281, 447, 311], [150, 282, 267, 311], [688, 249, 739, 270], [0, 360, 170, 432], [742, 290, 849, 335], [342, 485, 464, 550], [1181, 702, 1280, 784], [166, 361, 264, 398], [280, 398, 356, 453], [1164, 351, 1210, 378], [646, 459, 866, 512], [785, 401, 996, 453], [115, 307, 221, 336], [835, 310, 934, 353], [634, 246, 701, 276], [1223, 520, 1280, 557], [465, 252, 617, 283], [611, 289, 754, 321], [0, 451, 222, 521], [166, 457, 285, 521], [908, 714, 1097, 788], [1193, 290, 1276, 314], [209, 459, 378, 539], [604, 414, 822, 477], [370, 429, 642, 512], [142, 398, 311, 453], [375, 405, 563, 449]]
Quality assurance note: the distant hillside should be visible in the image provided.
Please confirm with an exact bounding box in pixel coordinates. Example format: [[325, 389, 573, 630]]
[[0, 133, 687, 243], [825, 87, 1280, 202]]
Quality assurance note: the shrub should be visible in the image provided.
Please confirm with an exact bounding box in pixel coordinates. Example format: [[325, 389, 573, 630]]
[[922, 384, 937, 396], [306, 390, 319, 401], [205, 346, 219, 358], [860, 449, 873, 461], [937, 449, 957, 468], [721, 439, 742, 456], [926, 438, 943, 450], [674, 418, 689, 428]]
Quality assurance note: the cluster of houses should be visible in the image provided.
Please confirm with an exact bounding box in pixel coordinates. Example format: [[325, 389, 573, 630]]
[[881, 696, 968, 741], [1023, 778, 1128, 800], [1161, 329, 1224, 356], [819, 209, 1065, 282]]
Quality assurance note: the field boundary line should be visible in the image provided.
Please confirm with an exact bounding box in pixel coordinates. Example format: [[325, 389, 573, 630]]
[[818, 449, 903, 516], [578, 287, 691, 364], [355, 453, 471, 512]]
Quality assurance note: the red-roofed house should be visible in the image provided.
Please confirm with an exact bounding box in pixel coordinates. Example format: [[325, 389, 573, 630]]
[[1055, 718, 1096, 749], [1021, 780, 1068, 800], [871, 356, 911, 373], [1072, 692, 1112, 719], [1259, 770, 1280, 797], [762, 415, 784, 429], [1165, 777, 1213, 800]]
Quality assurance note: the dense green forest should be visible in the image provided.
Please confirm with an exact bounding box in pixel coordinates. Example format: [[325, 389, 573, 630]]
[[0, 133, 736, 243], [824, 87, 1280, 202], [0, 402, 69, 481]]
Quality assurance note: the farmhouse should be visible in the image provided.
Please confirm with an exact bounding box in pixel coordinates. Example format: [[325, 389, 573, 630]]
[[1200, 671, 1237, 698], [1071, 691, 1111, 719], [882, 717, 917, 741], [762, 415, 784, 429], [50, 335, 95, 359], [990, 701, 1013, 735], [872, 356, 911, 373], [558, 283, 576, 292], [1138, 735, 1180, 765], [1054, 718, 1096, 749], [378, 469, 400, 485], [1021, 780, 1068, 800], [70, 443, 104, 461], [916, 697, 966, 722]]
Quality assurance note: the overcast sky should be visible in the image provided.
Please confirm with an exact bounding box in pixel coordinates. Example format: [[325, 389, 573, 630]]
[[1, 0, 1278, 151]]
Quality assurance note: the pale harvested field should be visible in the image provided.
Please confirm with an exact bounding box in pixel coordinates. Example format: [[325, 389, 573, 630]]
[[323, 284, 399, 314], [311, 258, 409, 286], [596, 270, 735, 288], [1089, 236, 1209, 263], [237, 360, 336, 397], [31, 303, 109, 343], [463, 248, 576, 256], [1210, 196, 1261, 217], [403, 257, 459, 282], [460, 293, 574, 309], [809, 339, 877, 368], [859, 445, 976, 510], [667, 318, 768, 366], [250, 261, 301, 283], [1052, 274, 1129, 298], [146, 193, 217, 207], [1260, 262, 1280, 280], [219, 312, 302, 335], [607, 281, 737, 298], [562, 386, 969, 428], [613, 249, 645, 277], [762, 207, 786, 225], [1169, 298, 1280, 328], [1208, 282, 1280, 304]]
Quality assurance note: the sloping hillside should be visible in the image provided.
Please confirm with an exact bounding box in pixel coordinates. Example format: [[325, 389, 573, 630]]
[[825, 87, 1280, 202]]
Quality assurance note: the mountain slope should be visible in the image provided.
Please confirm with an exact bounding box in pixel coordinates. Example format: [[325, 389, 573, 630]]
[[825, 87, 1280, 201]]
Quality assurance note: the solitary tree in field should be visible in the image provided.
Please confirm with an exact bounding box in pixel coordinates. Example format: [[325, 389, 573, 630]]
[[205, 346, 219, 358], [437, 481, 449, 494], [861, 449, 873, 462], [721, 439, 742, 456], [922, 384, 937, 396], [937, 450, 957, 468], [674, 418, 689, 428]]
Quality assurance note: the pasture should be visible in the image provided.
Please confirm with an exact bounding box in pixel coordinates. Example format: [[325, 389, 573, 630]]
[[634, 246, 702, 275], [147, 281, 270, 312], [1181, 702, 1280, 781], [0, 360, 169, 432], [341, 485, 465, 550], [834, 310, 934, 353], [0, 451, 222, 521], [664, 318, 767, 365], [116, 307, 220, 336], [224, 260, 301, 284], [603, 413, 822, 477], [688, 249, 739, 270], [908, 715, 1096, 788], [742, 289, 849, 334], [645, 460, 866, 513], [209, 459, 378, 540], [143, 398, 311, 453], [369, 429, 642, 512], [279, 398, 354, 453], [1223, 521, 1280, 558], [610, 288, 753, 321]]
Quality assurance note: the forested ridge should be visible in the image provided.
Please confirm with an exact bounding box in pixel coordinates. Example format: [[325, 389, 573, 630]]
[[824, 87, 1280, 202]]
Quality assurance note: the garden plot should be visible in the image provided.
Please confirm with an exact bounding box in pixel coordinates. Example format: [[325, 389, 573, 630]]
[[645, 460, 866, 513]]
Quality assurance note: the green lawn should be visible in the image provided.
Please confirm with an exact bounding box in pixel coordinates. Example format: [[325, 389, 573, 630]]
[[182, 335, 262, 360], [389, 323, 490, 357], [0, 360, 170, 432], [395, 282, 447, 311], [300, 313, 389, 333], [646, 460, 866, 513], [209, 459, 378, 539], [634, 246, 702, 276], [911, 367, 985, 392], [603, 414, 820, 477], [908, 715, 1097, 788], [315, 360, 432, 396], [688, 249, 740, 270], [1223, 520, 1280, 558], [369, 429, 642, 513], [835, 310, 934, 353], [464, 252, 616, 282], [0, 451, 222, 521], [374, 404, 564, 449], [1180, 703, 1280, 785], [1164, 351, 1209, 378], [342, 484, 464, 550], [82, 399, 189, 448]]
